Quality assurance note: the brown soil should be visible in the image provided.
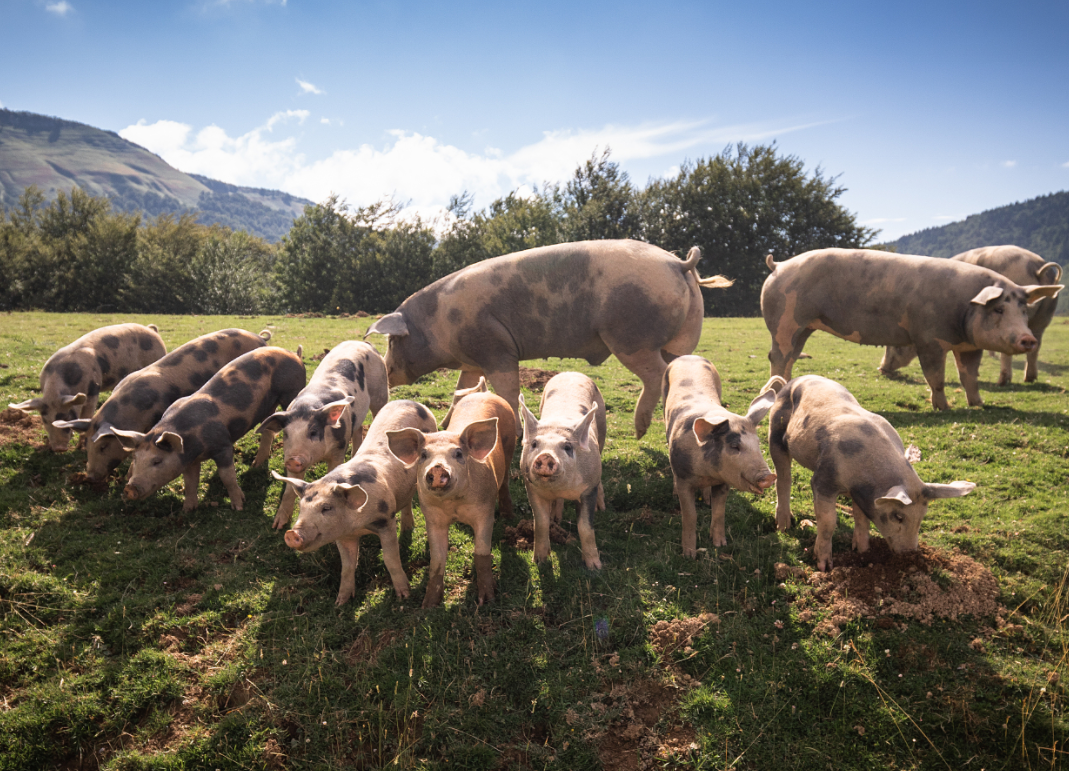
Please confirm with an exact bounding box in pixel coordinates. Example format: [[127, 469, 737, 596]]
[[783, 539, 1002, 635], [501, 518, 575, 551], [596, 678, 699, 770], [0, 407, 44, 448], [517, 366, 560, 391], [345, 629, 398, 667], [648, 613, 719, 658]]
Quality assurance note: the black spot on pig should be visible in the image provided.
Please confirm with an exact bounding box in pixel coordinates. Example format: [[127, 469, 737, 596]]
[[96, 355, 111, 376], [838, 438, 864, 457], [677, 378, 694, 389], [188, 370, 213, 390], [415, 404, 432, 422], [801, 415, 810, 429], [179, 434, 205, 465], [124, 384, 159, 411], [237, 356, 264, 381], [172, 399, 220, 432], [812, 455, 840, 498], [203, 339, 219, 354], [332, 423, 347, 448], [859, 422, 877, 437], [355, 362, 365, 391], [669, 444, 694, 479], [790, 382, 806, 410], [370, 518, 388, 530], [814, 426, 829, 444], [210, 379, 254, 409], [332, 359, 358, 382], [377, 499, 389, 514], [192, 349, 209, 363], [103, 335, 120, 349], [59, 361, 84, 387], [164, 352, 185, 368], [101, 401, 119, 424], [344, 466, 379, 485], [227, 417, 249, 439], [770, 422, 789, 454], [139, 334, 156, 351], [151, 411, 162, 425], [850, 483, 876, 519], [448, 308, 462, 324], [165, 385, 182, 403], [87, 381, 101, 398], [200, 421, 231, 455], [232, 338, 244, 350]]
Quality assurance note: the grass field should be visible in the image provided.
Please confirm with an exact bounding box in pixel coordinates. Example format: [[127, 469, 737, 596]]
[[0, 311, 1067, 770]]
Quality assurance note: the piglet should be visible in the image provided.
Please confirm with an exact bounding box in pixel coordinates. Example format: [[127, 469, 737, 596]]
[[768, 375, 976, 570], [113, 347, 306, 511], [272, 400, 438, 604], [387, 388, 516, 608], [519, 372, 606, 569], [663, 355, 783, 557], [260, 341, 389, 529]]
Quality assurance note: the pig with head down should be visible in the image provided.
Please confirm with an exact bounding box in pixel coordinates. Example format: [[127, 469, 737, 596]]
[[272, 400, 438, 605], [387, 388, 516, 608], [879, 245, 1064, 386], [762, 248, 1063, 410], [260, 341, 389, 529], [768, 375, 976, 571], [53, 328, 271, 482], [10, 323, 166, 452], [519, 372, 606, 569], [663, 356, 782, 557], [113, 346, 305, 511]]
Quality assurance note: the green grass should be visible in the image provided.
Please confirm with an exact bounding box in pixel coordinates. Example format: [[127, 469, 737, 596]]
[[1, 312, 1067, 770]]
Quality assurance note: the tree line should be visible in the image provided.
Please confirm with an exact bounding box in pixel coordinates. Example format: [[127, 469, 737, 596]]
[[0, 143, 876, 317]]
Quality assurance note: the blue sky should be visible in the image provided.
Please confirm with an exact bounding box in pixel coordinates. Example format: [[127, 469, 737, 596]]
[[3, 0, 1067, 241]]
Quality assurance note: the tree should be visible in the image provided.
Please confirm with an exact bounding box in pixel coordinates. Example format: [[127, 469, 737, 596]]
[[557, 148, 640, 242]]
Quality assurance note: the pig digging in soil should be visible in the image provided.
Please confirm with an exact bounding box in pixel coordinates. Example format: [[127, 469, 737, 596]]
[[113, 346, 306, 511], [387, 388, 517, 608], [761, 249, 1063, 410], [518, 372, 606, 569], [663, 356, 782, 557], [768, 375, 976, 571], [879, 245, 1064, 386], [272, 400, 438, 604], [260, 341, 389, 529], [366, 239, 733, 440], [53, 328, 272, 482], [10, 323, 166, 452]]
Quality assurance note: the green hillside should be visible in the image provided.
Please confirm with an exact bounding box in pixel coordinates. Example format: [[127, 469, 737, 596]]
[[0, 109, 313, 242]]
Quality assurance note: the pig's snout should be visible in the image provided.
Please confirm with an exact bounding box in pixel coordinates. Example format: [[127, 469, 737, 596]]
[[124, 483, 143, 500], [1015, 334, 1038, 353], [532, 453, 558, 478], [746, 473, 776, 495], [426, 465, 451, 490], [285, 455, 308, 475], [284, 529, 305, 549]]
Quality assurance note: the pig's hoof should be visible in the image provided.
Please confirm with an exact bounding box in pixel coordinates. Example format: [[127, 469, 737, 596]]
[[584, 557, 603, 571], [335, 593, 353, 606], [183, 502, 197, 512], [395, 587, 411, 600], [683, 547, 697, 559], [272, 513, 291, 530]]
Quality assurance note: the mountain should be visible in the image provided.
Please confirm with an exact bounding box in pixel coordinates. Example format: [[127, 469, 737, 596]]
[[888, 190, 1069, 266], [0, 109, 313, 242]]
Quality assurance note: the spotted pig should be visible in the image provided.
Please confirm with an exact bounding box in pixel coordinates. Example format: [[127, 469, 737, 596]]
[[272, 400, 437, 604], [261, 341, 389, 529], [113, 347, 306, 511], [880, 245, 1064, 385], [10, 323, 166, 451], [387, 390, 516, 608], [367, 239, 732, 439], [761, 249, 1063, 410], [768, 375, 975, 570], [54, 328, 272, 482], [663, 356, 782, 557]]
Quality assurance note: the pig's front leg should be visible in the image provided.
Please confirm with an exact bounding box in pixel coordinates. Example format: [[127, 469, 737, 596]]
[[706, 484, 729, 548], [528, 489, 556, 564], [675, 477, 702, 558], [273, 470, 305, 529], [216, 458, 245, 511], [812, 492, 838, 571], [334, 536, 361, 605], [422, 512, 450, 609], [182, 462, 202, 511], [769, 434, 794, 531], [252, 428, 276, 467], [851, 503, 870, 553], [916, 344, 951, 410], [576, 486, 601, 570], [483, 368, 521, 438], [1024, 342, 1041, 383], [953, 349, 984, 407], [470, 508, 496, 605], [376, 520, 411, 600], [398, 501, 415, 532]]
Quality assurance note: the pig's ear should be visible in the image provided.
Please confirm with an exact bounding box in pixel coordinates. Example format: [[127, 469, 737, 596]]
[[109, 427, 147, 450], [62, 393, 88, 408], [365, 312, 409, 338], [9, 397, 46, 414], [331, 482, 368, 511], [53, 418, 91, 433], [744, 387, 778, 425], [387, 428, 426, 468], [572, 406, 598, 452], [259, 410, 290, 434], [876, 485, 912, 507], [970, 286, 1004, 306], [923, 480, 976, 499], [1020, 284, 1064, 304], [270, 469, 308, 496], [156, 431, 184, 455], [519, 395, 539, 441], [1038, 261, 1062, 284], [693, 415, 729, 445], [460, 417, 499, 462], [320, 397, 355, 429]]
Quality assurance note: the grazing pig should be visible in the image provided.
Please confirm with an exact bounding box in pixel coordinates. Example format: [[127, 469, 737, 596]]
[[260, 341, 389, 529], [768, 375, 975, 570], [272, 400, 438, 604], [10, 323, 165, 451], [386, 390, 516, 608], [53, 329, 272, 482], [663, 356, 782, 557], [113, 347, 306, 511], [879, 245, 1064, 385], [366, 239, 732, 439], [761, 249, 1063, 410], [518, 372, 606, 569]]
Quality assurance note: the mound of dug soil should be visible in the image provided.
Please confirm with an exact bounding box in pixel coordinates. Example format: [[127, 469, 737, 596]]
[[517, 366, 560, 391], [502, 518, 575, 550], [781, 539, 1002, 635], [0, 408, 42, 448]]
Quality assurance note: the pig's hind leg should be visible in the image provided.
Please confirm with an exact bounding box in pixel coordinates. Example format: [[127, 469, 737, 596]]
[[953, 349, 985, 407], [613, 348, 668, 440]]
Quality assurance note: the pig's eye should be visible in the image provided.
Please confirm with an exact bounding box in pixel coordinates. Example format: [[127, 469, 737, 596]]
[[420, 451, 428, 460], [151, 457, 162, 466], [321, 504, 333, 514], [453, 450, 463, 461], [529, 440, 538, 450], [893, 511, 905, 523], [993, 305, 1004, 314], [563, 443, 574, 457]]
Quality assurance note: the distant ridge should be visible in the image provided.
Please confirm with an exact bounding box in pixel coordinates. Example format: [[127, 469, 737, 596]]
[[0, 109, 314, 241], [889, 190, 1069, 266]]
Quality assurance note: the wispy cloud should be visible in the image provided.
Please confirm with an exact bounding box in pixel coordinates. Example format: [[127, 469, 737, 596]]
[[1001, 160, 1017, 168], [46, 1, 74, 16], [296, 79, 323, 95]]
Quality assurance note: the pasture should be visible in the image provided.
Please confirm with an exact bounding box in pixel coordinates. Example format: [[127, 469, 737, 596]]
[[0, 311, 1067, 770]]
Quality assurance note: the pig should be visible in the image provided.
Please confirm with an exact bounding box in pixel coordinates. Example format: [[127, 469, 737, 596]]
[[111, 347, 306, 511], [52, 328, 272, 482], [10, 323, 166, 451], [259, 341, 389, 529], [271, 400, 438, 604], [386, 389, 516, 608], [662, 356, 783, 557], [768, 375, 976, 570], [366, 239, 733, 439], [518, 372, 606, 569], [761, 249, 1063, 410], [879, 245, 1064, 385]]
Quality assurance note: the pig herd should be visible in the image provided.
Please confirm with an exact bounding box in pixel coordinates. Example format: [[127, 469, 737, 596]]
[[9, 240, 1063, 608]]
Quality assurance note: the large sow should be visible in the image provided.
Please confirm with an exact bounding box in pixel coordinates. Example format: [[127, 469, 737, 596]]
[[761, 248, 1062, 410], [366, 239, 732, 438], [879, 245, 1063, 385]]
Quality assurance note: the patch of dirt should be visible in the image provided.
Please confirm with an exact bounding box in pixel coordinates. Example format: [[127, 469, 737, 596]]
[[517, 366, 560, 391], [596, 678, 699, 771], [0, 407, 43, 448], [784, 539, 1003, 635], [345, 629, 398, 667], [311, 348, 332, 361], [648, 613, 719, 659], [501, 518, 575, 550]]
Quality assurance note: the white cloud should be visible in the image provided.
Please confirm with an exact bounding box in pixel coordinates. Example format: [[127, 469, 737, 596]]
[[296, 79, 323, 95], [1001, 160, 1017, 168], [46, 1, 73, 15]]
